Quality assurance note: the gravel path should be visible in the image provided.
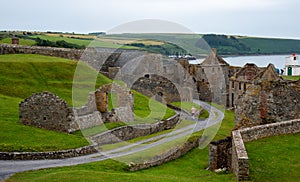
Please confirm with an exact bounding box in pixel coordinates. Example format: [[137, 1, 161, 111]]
[[0, 100, 224, 181]]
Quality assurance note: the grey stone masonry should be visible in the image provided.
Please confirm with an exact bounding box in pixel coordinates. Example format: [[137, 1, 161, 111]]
[[90, 114, 180, 146], [19, 92, 77, 133], [0, 145, 97, 160]]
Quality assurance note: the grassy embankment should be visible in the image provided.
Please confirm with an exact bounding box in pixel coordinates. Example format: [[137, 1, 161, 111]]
[[0, 54, 175, 152]]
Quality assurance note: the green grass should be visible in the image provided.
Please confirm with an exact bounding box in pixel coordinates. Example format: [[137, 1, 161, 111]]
[[0, 38, 36, 46], [0, 54, 111, 151], [282, 75, 300, 81], [133, 90, 176, 123], [6, 109, 236, 181], [0, 54, 175, 152], [32, 35, 138, 49], [0, 54, 111, 106], [0, 94, 89, 152], [245, 133, 300, 182]]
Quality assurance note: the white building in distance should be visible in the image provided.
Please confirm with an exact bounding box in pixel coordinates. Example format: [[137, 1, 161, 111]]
[[284, 53, 300, 76]]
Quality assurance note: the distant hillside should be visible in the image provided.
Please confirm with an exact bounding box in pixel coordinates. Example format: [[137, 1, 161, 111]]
[[110, 33, 300, 56], [1, 31, 300, 56]]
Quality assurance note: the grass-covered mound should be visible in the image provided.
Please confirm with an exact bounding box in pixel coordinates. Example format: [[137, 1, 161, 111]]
[[0, 54, 175, 152]]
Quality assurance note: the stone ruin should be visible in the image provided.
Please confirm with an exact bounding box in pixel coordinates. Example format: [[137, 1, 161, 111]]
[[19, 92, 76, 133], [19, 83, 134, 133], [234, 64, 300, 128]]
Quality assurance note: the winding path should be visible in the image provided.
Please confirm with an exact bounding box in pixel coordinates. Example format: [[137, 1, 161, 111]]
[[0, 100, 224, 181]]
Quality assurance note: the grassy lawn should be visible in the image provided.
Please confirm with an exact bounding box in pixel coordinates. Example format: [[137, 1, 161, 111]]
[[282, 75, 300, 81], [0, 94, 89, 152], [245, 133, 300, 182], [5, 109, 236, 182]]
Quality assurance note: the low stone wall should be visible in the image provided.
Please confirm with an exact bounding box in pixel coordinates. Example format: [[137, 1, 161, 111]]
[[231, 130, 249, 181], [90, 114, 180, 146], [239, 119, 300, 142], [0, 145, 97, 160], [231, 119, 300, 181], [129, 135, 201, 171], [0, 44, 83, 60]]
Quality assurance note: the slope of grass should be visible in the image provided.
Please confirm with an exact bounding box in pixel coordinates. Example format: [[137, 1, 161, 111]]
[[0, 54, 111, 105], [0, 94, 89, 152], [0, 54, 112, 151], [246, 133, 300, 182], [0, 54, 175, 152]]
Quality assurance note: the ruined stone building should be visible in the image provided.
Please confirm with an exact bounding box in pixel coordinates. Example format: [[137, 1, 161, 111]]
[[197, 48, 229, 105], [19, 83, 134, 133], [234, 64, 300, 128], [177, 48, 230, 105], [229, 63, 263, 108]]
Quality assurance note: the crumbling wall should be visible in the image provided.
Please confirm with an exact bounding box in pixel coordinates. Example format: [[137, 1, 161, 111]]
[[131, 74, 183, 103], [19, 92, 78, 133], [208, 137, 232, 171], [235, 80, 300, 128]]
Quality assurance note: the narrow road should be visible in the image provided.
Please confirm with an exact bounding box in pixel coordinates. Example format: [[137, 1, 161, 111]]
[[0, 100, 224, 181]]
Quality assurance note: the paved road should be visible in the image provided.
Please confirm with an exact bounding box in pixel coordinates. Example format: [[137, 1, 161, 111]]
[[0, 100, 224, 181]]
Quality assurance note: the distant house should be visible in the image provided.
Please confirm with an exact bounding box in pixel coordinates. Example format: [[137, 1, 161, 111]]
[[284, 53, 300, 76]]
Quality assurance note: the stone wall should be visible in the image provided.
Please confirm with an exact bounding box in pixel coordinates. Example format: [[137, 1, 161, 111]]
[[231, 119, 300, 181], [0, 44, 83, 60], [90, 114, 180, 146], [129, 134, 201, 171], [0, 145, 97, 160], [19, 92, 78, 133], [19, 83, 134, 133], [75, 111, 103, 130], [235, 80, 300, 128], [208, 137, 232, 171], [131, 74, 182, 103], [231, 130, 249, 181]]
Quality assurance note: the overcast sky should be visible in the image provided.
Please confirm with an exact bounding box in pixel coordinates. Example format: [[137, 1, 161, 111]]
[[1, 0, 300, 39]]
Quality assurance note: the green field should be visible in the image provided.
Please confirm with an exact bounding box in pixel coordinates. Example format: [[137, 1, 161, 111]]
[[2, 31, 300, 56], [0, 54, 175, 152], [0, 37, 36, 46], [246, 133, 300, 181]]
